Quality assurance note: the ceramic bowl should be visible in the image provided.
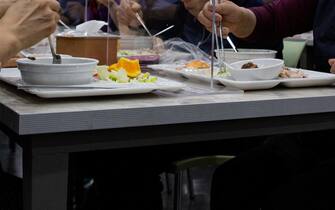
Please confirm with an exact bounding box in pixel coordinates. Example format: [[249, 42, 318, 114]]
[[17, 57, 98, 85], [228, 58, 284, 81], [215, 49, 277, 64]]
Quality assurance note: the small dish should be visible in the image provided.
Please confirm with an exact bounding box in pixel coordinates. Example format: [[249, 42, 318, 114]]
[[17, 57, 98, 85], [228, 58, 284, 81], [215, 49, 277, 64]]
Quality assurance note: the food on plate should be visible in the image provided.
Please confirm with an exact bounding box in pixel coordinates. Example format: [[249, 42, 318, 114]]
[[217, 65, 230, 77], [109, 57, 141, 77], [184, 60, 210, 69], [117, 49, 160, 64], [279, 67, 306, 78], [241, 62, 258, 69], [95, 58, 157, 83], [118, 49, 157, 57]]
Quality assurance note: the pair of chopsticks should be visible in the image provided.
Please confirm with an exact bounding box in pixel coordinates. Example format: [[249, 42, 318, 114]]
[[59, 20, 71, 30], [115, 0, 172, 37], [108, 0, 174, 37], [134, 13, 174, 37], [210, 1, 238, 53]]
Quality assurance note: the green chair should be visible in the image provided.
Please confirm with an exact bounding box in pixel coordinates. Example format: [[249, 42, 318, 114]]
[[283, 38, 307, 68], [168, 155, 235, 210]]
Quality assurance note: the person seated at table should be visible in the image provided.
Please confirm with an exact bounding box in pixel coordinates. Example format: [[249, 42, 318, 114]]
[[0, 0, 59, 209], [196, 0, 335, 209], [99, 0, 282, 55], [60, 0, 86, 26], [180, 0, 283, 56], [198, 0, 335, 72], [97, 0, 179, 36], [0, 0, 60, 65]]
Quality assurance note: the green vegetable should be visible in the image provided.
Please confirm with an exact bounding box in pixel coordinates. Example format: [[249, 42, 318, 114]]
[[96, 65, 157, 83], [109, 69, 129, 83], [134, 72, 157, 83], [217, 65, 230, 78], [96, 66, 110, 80]]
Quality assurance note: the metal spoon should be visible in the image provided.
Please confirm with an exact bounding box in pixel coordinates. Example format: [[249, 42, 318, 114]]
[[47, 36, 61, 64]]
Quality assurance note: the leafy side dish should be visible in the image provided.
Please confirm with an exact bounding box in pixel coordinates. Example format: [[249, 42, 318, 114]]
[[177, 60, 230, 78], [95, 58, 157, 83], [217, 65, 230, 77]]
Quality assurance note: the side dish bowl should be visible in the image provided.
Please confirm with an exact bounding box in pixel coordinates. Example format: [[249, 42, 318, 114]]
[[17, 57, 98, 85], [216, 49, 277, 64], [228, 58, 284, 81]]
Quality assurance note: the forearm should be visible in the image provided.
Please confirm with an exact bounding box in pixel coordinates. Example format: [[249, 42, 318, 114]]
[[0, 27, 20, 64], [247, 0, 317, 41], [0, 0, 16, 18]]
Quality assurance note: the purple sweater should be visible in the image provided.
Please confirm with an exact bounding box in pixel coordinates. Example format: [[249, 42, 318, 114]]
[[248, 0, 317, 42]]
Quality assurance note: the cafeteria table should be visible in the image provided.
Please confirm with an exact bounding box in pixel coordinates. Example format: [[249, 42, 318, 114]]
[[1, 81, 335, 210]]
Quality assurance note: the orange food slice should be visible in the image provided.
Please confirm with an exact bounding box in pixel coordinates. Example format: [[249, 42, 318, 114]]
[[108, 58, 141, 78]]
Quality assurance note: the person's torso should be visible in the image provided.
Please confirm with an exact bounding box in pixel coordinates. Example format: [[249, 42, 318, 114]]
[[313, 0, 335, 72]]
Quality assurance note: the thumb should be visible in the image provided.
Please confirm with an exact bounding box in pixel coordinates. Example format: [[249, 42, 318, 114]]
[[330, 59, 335, 74], [131, 2, 141, 12]]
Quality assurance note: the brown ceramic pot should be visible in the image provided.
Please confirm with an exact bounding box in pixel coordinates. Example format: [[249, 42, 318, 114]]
[[56, 36, 119, 65]]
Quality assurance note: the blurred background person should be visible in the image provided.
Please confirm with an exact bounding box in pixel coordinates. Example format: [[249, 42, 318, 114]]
[[59, 0, 281, 56]]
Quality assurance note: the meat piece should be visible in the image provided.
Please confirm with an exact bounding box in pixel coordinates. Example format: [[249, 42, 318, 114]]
[[279, 67, 306, 78], [241, 62, 258, 69]]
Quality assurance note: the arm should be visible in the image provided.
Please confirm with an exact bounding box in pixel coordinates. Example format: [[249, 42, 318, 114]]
[[0, 28, 20, 65], [0, 0, 16, 18], [0, 0, 60, 64], [248, 0, 317, 41], [198, 0, 317, 40]]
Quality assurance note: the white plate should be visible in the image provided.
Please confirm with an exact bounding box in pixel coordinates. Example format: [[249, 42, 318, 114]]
[[149, 64, 335, 90], [0, 68, 185, 98], [217, 77, 280, 90], [279, 70, 335, 87], [148, 64, 223, 84]]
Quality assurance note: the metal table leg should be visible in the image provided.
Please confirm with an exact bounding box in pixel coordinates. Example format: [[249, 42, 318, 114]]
[[23, 139, 69, 210]]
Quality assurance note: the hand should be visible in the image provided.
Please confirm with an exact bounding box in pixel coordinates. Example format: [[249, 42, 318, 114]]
[[197, 1, 256, 38], [153, 37, 164, 53], [97, 0, 142, 34], [116, 0, 142, 29], [0, 0, 60, 62], [182, 0, 208, 17], [0, 0, 16, 19], [64, 1, 85, 24], [329, 59, 335, 74]]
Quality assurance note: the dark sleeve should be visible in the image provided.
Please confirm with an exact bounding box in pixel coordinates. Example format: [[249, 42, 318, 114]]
[[247, 0, 317, 42]]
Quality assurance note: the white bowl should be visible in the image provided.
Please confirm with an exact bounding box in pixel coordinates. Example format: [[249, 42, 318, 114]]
[[228, 58, 284, 81], [17, 57, 98, 85], [119, 36, 154, 50], [215, 49, 277, 64]]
